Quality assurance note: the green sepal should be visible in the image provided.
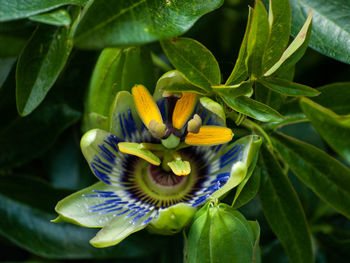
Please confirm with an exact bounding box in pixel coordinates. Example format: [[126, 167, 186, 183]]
[[54, 182, 120, 228], [80, 129, 116, 177], [187, 202, 258, 263], [199, 97, 226, 125], [232, 136, 262, 207], [90, 212, 148, 248], [109, 91, 141, 138], [211, 135, 262, 199], [148, 203, 196, 235]]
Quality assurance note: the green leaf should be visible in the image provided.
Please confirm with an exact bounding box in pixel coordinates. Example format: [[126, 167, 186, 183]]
[[222, 95, 284, 122], [264, 9, 312, 77], [0, 0, 87, 22], [290, 0, 350, 64], [156, 70, 208, 95], [272, 132, 350, 218], [161, 37, 221, 91], [245, 0, 270, 77], [187, 202, 256, 263], [74, 0, 224, 49], [29, 9, 71, 26], [83, 47, 155, 131], [0, 32, 28, 58], [312, 82, 350, 115], [0, 57, 16, 89], [225, 7, 253, 86], [0, 175, 160, 259], [259, 145, 313, 263], [16, 24, 73, 116], [258, 78, 319, 96], [213, 81, 253, 98], [262, 0, 291, 72], [300, 97, 350, 163], [0, 102, 80, 169]]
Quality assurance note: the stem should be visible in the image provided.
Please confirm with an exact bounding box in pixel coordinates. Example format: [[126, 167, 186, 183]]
[[227, 111, 273, 148]]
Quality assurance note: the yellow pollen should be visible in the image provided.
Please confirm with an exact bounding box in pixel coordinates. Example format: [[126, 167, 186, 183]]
[[172, 92, 197, 129]]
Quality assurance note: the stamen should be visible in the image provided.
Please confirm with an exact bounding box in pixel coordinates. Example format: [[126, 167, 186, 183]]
[[132, 85, 163, 128], [149, 119, 167, 138], [172, 93, 197, 129], [185, 126, 233, 146], [187, 114, 202, 133]]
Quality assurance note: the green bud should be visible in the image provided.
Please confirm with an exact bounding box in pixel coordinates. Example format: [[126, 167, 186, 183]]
[[187, 201, 260, 263], [148, 203, 196, 235]]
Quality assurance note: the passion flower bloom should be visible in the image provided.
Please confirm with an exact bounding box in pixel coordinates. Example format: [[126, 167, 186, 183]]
[[53, 85, 260, 248]]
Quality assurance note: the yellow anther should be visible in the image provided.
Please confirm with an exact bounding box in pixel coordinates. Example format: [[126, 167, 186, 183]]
[[132, 85, 163, 128], [185, 126, 233, 146], [172, 92, 197, 129]]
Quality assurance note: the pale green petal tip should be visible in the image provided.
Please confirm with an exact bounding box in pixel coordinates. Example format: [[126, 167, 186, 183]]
[[199, 97, 226, 124], [211, 135, 262, 199], [148, 203, 196, 235]]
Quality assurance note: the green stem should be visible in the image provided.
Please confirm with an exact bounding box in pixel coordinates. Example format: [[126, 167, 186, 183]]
[[227, 111, 273, 148]]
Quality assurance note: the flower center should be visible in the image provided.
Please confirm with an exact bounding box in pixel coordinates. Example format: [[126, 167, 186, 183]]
[[122, 149, 208, 208]]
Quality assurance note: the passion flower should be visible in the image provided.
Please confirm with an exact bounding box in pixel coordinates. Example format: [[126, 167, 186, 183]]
[[53, 85, 260, 248]]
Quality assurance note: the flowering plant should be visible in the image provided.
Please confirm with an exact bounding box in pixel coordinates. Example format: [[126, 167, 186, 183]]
[[0, 0, 349, 262]]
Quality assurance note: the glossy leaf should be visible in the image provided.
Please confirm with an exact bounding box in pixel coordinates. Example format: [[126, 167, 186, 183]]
[[187, 202, 256, 263], [290, 0, 350, 64], [156, 70, 208, 95], [245, 0, 269, 77], [0, 102, 80, 168], [312, 82, 350, 115], [16, 24, 73, 116], [0, 0, 87, 21], [83, 47, 155, 131], [225, 7, 253, 85], [258, 78, 319, 96], [0, 57, 15, 89], [74, 0, 224, 49], [262, 0, 291, 72], [232, 158, 261, 209], [213, 81, 253, 98], [29, 9, 71, 26], [264, 10, 312, 77], [272, 132, 350, 218], [161, 37, 221, 91], [222, 95, 284, 122], [0, 175, 160, 259], [259, 145, 313, 263], [300, 97, 350, 163]]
